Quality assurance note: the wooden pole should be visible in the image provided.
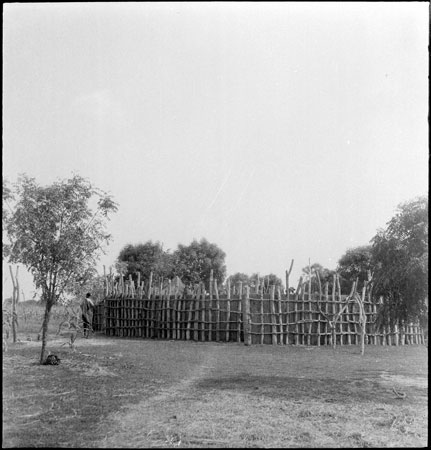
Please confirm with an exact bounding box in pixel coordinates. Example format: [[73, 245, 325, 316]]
[[148, 272, 153, 300], [223, 280, 230, 342], [270, 285, 277, 345], [300, 281, 305, 345], [294, 277, 302, 345], [193, 284, 200, 341], [260, 291, 264, 344], [242, 286, 251, 345], [238, 282, 243, 343], [215, 278, 220, 342], [277, 286, 283, 345], [286, 259, 294, 301], [186, 290, 193, 341], [166, 280, 172, 339], [209, 270, 213, 341], [200, 285, 206, 342]]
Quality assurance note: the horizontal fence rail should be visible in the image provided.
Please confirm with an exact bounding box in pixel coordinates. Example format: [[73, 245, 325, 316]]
[[92, 272, 425, 346]]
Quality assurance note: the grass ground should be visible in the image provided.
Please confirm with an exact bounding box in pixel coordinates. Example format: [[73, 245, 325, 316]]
[[2, 302, 428, 448]]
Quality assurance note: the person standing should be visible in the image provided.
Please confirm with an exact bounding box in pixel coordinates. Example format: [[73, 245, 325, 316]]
[[81, 293, 95, 338]]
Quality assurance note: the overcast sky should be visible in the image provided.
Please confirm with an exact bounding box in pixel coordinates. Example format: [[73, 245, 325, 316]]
[[3, 2, 428, 299]]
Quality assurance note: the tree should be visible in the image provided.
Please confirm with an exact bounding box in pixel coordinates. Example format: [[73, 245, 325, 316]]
[[229, 272, 250, 288], [261, 273, 284, 291], [69, 274, 106, 305], [371, 196, 428, 328], [301, 262, 335, 293], [337, 245, 373, 292], [4, 174, 118, 363], [2, 178, 14, 258], [249, 273, 284, 292], [117, 241, 173, 285], [172, 238, 226, 288]]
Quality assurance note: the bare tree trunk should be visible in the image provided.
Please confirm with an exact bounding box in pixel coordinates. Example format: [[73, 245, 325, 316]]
[[39, 292, 54, 364], [9, 265, 19, 343]]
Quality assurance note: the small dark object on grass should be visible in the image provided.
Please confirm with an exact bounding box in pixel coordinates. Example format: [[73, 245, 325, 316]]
[[43, 354, 61, 365]]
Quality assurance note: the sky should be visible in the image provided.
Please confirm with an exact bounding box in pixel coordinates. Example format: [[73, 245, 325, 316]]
[[2, 2, 429, 300]]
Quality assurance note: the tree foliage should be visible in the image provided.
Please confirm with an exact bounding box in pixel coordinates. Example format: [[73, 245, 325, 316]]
[[262, 273, 284, 290], [228, 272, 284, 292], [337, 245, 373, 291], [229, 272, 250, 287], [4, 174, 118, 362], [371, 196, 428, 327], [117, 241, 173, 284], [171, 238, 226, 288], [301, 262, 335, 293], [117, 238, 227, 289], [2, 178, 14, 258]]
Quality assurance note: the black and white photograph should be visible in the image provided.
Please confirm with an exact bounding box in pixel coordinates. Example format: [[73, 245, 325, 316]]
[[2, 2, 428, 448]]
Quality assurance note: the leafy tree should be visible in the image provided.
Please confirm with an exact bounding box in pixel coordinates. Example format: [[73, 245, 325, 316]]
[[172, 238, 226, 288], [229, 272, 250, 288], [371, 196, 428, 328], [117, 241, 173, 285], [261, 273, 284, 291], [249, 273, 284, 292], [2, 178, 14, 258], [301, 262, 335, 293], [337, 245, 373, 291], [69, 275, 106, 305], [4, 174, 118, 363]]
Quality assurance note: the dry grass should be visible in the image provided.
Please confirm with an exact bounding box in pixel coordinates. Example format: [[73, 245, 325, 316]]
[[2, 301, 428, 448]]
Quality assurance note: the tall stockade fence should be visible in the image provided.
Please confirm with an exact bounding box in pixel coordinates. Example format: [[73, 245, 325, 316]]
[[93, 267, 425, 347]]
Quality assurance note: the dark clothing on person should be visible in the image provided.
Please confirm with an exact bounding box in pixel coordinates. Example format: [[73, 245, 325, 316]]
[[81, 296, 94, 337]]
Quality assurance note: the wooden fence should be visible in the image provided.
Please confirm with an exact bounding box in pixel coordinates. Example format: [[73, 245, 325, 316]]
[[92, 273, 425, 346]]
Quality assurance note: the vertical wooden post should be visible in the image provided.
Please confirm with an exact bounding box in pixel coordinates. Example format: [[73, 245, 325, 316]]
[[260, 292, 264, 345], [215, 278, 220, 342], [128, 274, 134, 298], [294, 278, 301, 345], [172, 279, 177, 340], [242, 286, 251, 345], [165, 280, 171, 339], [200, 285, 206, 342], [103, 265, 109, 298], [301, 281, 306, 345], [237, 282, 243, 342], [307, 261, 312, 346], [226, 278, 231, 342], [186, 290, 193, 341], [270, 285, 277, 345], [208, 270, 213, 341], [156, 281, 161, 339], [226, 284, 230, 342], [151, 279, 157, 339], [286, 259, 294, 302], [137, 271, 141, 296], [387, 325, 393, 346], [148, 272, 153, 300], [178, 288, 183, 341], [193, 284, 199, 341], [277, 286, 283, 345]]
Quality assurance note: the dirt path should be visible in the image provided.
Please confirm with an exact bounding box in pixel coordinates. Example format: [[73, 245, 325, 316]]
[[96, 344, 224, 448], [4, 338, 427, 448]]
